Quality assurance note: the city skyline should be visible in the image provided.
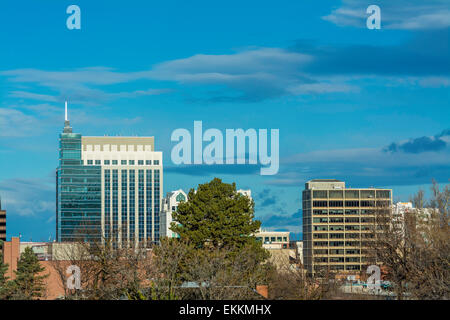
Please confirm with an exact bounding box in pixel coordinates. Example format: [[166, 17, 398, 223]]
[[0, 0, 449, 241]]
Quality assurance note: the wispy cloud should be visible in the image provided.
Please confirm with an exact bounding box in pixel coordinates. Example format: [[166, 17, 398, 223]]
[[323, 0, 450, 30], [267, 129, 450, 187], [384, 129, 450, 154], [0, 178, 55, 217], [0, 108, 40, 137], [260, 209, 302, 234]]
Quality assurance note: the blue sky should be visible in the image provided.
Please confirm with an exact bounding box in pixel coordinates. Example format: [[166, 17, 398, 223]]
[[0, 0, 449, 241]]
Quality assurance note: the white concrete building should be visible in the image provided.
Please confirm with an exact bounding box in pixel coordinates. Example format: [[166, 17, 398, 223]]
[[255, 229, 290, 249], [82, 136, 163, 246], [237, 189, 252, 201], [160, 189, 187, 238]]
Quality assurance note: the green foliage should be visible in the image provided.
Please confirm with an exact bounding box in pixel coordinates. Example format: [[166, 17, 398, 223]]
[[171, 178, 262, 250], [0, 253, 8, 285], [0, 252, 11, 299], [12, 247, 48, 299], [166, 178, 271, 299]]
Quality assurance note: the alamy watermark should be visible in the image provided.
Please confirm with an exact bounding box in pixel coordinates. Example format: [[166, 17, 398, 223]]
[[171, 121, 279, 175], [366, 5, 381, 29], [66, 265, 81, 290], [66, 5, 81, 30]]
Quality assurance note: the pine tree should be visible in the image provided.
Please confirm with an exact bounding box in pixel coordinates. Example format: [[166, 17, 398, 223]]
[[12, 247, 48, 299], [171, 178, 262, 250], [0, 253, 8, 285]]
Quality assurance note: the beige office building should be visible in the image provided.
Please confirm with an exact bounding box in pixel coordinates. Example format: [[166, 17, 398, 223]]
[[302, 179, 392, 275], [81, 137, 163, 246]]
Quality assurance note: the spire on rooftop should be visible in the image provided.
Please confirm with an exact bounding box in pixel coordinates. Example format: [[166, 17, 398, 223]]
[[63, 101, 73, 133]]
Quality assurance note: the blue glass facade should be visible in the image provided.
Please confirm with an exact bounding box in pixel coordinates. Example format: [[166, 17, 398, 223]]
[[56, 121, 102, 242], [56, 119, 162, 245]]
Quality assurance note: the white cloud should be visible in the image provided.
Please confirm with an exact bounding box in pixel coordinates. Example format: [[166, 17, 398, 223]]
[[323, 0, 450, 30], [0, 178, 54, 217], [0, 108, 39, 137]]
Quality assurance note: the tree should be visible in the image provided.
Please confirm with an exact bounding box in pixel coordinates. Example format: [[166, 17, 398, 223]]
[[369, 181, 450, 300], [12, 247, 48, 299], [0, 250, 10, 299], [171, 178, 262, 250]]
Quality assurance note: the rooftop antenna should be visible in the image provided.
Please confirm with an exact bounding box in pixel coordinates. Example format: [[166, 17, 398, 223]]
[[65, 101, 68, 121]]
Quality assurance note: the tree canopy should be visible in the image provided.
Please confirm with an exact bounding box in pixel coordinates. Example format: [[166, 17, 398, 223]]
[[171, 178, 262, 250]]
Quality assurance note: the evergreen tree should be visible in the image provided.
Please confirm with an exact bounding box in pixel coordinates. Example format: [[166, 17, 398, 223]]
[[0, 252, 8, 285], [0, 252, 11, 299], [171, 178, 262, 250], [12, 247, 48, 299], [0, 240, 14, 300]]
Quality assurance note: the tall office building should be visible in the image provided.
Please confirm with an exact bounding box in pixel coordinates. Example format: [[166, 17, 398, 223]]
[[0, 197, 6, 241], [302, 179, 392, 275], [56, 103, 163, 246]]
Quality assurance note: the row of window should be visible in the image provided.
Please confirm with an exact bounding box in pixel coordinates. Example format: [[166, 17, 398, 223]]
[[256, 236, 288, 243], [312, 200, 390, 207], [86, 159, 160, 166], [313, 233, 373, 239], [311, 190, 391, 199], [313, 225, 373, 231], [312, 209, 377, 215], [314, 265, 361, 271], [313, 217, 375, 223], [314, 249, 361, 255], [313, 241, 373, 247]]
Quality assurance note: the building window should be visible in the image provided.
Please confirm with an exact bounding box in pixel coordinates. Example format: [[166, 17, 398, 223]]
[[345, 190, 359, 198], [361, 190, 375, 199], [87, 160, 93, 165], [376, 190, 390, 199], [329, 190, 343, 199], [154, 160, 160, 165], [112, 160, 118, 165], [104, 160, 110, 165], [329, 200, 343, 207], [138, 160, 144, 165], [121, 160, 127, 165], [313, 201, 327, 207], [146, 160, 151, 165], [345, 200, 359, 207], [95, 160, 101, 165], [129, 160, 135, 165], [313, 190, 327, 198]]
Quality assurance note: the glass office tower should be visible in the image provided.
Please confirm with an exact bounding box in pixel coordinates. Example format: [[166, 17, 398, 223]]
[[56, 117, 102, 242], [56, 105, 163, 246]]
